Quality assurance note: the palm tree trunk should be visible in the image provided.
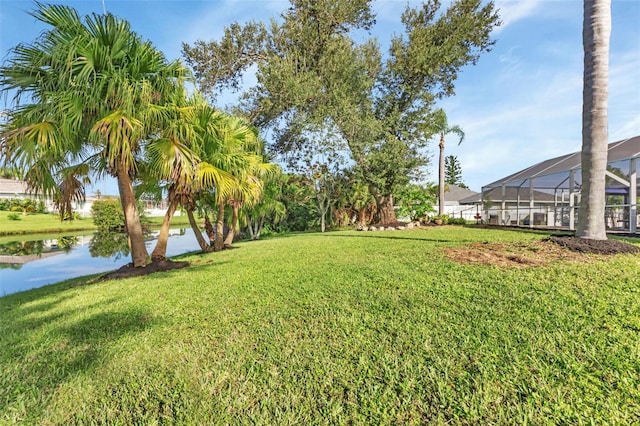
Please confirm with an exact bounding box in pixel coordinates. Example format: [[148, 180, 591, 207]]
[[116, 164, 148, 267], [214, 201, 225, 251], [248, 221, 256, 240], [438, 133, 445, 216], [256, 217, 264, 239], [151, 190, 178, 259], [203, 215, 215, 244], [577, 0, 610, 240], [223, 203, 239, 247], [186, 207, 210, 252]]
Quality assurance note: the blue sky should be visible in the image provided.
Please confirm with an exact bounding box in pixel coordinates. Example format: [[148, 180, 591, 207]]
[[1, 0, 639, 193]]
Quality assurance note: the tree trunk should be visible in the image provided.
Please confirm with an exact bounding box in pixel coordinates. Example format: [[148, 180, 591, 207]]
[[224, 203, 239, 247], [438, 133, 446, 216], [320, 206, 326, 232], [577, 0, 610, 240], [186, 207, 210, 252], [256, 217, 264, 239], [203, 215, 215, 244], [375, 194, 396, 224], [248, 221, 256, 240], [150, 190, 178, 259], [357, 208, 367, 227], [116, 164, 148, 267], [214, 201, 225, 251]]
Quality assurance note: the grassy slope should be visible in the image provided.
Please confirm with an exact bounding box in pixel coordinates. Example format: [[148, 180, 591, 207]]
[[1, 227, 639, 424]]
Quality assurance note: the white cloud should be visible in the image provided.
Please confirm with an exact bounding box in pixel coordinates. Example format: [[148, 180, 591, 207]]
[[494, 0, 543, 31]]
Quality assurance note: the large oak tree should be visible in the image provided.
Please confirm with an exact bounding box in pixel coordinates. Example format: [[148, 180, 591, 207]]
[[183, 0, 500, 224]]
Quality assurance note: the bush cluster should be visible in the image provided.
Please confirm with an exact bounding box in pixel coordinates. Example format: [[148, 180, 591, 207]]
[[0, 198, 46, 214], [90, 199, 149, 231], [91, 199, 126, 230]]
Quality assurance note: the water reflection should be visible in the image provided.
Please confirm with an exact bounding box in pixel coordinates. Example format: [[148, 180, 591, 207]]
[[89, 230, 130, 259], [0, 228, 199, 297]]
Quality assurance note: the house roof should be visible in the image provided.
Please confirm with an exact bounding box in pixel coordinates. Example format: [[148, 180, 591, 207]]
[[482, 135, 640, 190], [443, 184, 478, 203], [0, 178, 30, 196]]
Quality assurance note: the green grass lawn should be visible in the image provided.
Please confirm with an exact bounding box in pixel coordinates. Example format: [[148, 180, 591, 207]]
[[0, 211, 97, 235], [1, 227, 639, 424], [0, 211, 191, 236]]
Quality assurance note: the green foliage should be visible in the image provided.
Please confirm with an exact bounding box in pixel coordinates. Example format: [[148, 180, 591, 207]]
[[7, 213, 21, 221], [449, 217, 468, 225], [90, 199, 149, 231], [276, 174, 317, 232], [444, 155, 467, 188], [1, 198, 42, 214], [432, 213, 450, 224], [91, 200, 125, 231], [395, 184, 436, 221]]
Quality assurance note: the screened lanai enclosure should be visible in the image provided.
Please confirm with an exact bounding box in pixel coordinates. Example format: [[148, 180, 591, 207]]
[[480, 135, 639, 234]]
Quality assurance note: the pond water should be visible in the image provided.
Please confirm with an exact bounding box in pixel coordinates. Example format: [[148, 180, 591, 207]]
[[0, 228, 202, 297]]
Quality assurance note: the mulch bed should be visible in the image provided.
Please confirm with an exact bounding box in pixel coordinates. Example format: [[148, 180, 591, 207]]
[[98, 257, 190, 281], [545, 235, 640, 255]]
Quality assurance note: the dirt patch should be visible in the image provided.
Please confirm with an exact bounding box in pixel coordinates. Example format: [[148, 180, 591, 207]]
[[446, 236, 638, 268], [98, 257, 190, 281]]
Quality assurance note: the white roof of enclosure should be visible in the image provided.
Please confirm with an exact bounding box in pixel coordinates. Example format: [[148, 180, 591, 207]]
[[482, 135, 640, 191]]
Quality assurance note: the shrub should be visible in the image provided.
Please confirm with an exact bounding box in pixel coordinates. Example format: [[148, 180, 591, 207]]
[[90, 199, 149, 231], [449, 217, 468, 225], [91, 199, 125, 231], [7, 212, 21, 221], [36, 200, 47, 214], [432, 214, 450, 224]]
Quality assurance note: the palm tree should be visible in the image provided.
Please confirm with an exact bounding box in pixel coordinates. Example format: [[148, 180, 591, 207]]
[[242, 176, 287, 240], [219, 123, 279, 248], [0, 4, 189, 266], [432, 109, 465, 216], [577, 0, 611, 240], [140, 97, 236, 257], [181, 105, 254, 252]]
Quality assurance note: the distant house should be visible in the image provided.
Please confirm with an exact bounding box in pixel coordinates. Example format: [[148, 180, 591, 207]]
[[0, 178, 55, 210], [0, 178, 31, 199], [436, 184, 480, 220], [0, 178, 177, 218]]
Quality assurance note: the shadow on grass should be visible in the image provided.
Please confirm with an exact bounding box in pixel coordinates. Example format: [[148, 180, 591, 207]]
[[1, 295, 161, 418]]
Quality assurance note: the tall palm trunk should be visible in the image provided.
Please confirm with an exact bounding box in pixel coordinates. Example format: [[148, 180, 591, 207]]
[[151, 189, 178, 259], [116, 163, 148, 267], [186, 207, 210, 252], [438, 133, 446, 216], [577, 0, 610, 240], [214, 201, 225, 251], [223, 202, 240, 247]]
